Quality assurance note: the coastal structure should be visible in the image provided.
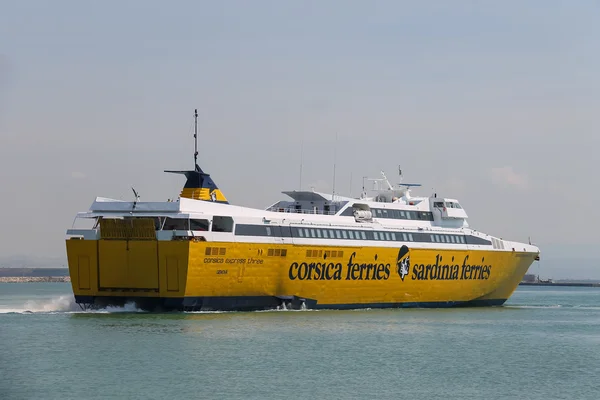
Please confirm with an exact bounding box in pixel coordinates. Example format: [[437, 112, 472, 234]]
[[65, 111, 540, 311]]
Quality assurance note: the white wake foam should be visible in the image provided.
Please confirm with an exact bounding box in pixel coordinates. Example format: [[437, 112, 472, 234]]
[[0, 296, 144, 314]]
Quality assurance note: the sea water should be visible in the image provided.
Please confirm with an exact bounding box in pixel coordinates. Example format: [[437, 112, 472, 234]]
[[1, 283, 599, 399]]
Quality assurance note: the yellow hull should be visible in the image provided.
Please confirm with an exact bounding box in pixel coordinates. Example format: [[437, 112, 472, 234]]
[[66, 238, 536, 310]]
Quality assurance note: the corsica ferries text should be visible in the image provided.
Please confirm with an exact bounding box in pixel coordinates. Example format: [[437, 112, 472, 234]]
[[288, 252, 390, 281]]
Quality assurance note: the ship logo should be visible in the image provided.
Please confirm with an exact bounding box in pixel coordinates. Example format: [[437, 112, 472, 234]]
[[396, 245, 410, 281]]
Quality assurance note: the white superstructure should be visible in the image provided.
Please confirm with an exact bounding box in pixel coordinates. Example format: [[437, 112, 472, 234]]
[[68, 170, 539, 256]]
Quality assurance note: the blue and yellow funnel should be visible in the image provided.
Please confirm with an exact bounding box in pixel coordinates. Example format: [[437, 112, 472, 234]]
[[165, 164, 228, 203]]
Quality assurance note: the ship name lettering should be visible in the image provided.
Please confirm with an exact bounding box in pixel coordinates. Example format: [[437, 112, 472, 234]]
[[288, 252, 390, 281], [288, 262, 343, 281], [225, 258, 246, 264], [345, 252, 390, 281], [411, 255, 492, 281]]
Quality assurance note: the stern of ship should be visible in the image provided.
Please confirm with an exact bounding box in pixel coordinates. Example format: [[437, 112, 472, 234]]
[[66, 217, 193, 311]]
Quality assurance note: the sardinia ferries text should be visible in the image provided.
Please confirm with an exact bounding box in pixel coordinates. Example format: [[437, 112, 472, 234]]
[[411, 255, 492, 281]]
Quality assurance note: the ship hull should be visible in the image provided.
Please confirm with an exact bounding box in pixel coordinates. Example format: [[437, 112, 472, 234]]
[[66, 239, 536, 311]]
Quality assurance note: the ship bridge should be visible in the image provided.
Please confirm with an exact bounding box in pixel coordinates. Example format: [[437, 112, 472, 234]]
[[266, 191, 351, 216]]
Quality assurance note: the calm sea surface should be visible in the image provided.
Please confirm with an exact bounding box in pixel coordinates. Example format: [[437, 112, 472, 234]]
[[1, 283, 599, 400]]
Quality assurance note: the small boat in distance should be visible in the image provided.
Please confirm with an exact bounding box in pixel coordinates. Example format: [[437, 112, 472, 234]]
[[65, 111, 540, 311]]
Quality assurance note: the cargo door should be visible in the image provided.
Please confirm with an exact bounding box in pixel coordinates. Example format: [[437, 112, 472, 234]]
[[98, 218, 159, 291]]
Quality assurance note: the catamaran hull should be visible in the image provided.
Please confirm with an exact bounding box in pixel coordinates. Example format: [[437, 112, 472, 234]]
[[73, 294, 508, 312], [66, 239, 536, 311]]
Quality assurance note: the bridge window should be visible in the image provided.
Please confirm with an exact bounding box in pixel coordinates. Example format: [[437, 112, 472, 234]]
[[335, 230, 342, 239], [212, 216, 234, 233], [340, 207, 354, 216], [163, 218, 189, 230], [190, 219, 209, 231]]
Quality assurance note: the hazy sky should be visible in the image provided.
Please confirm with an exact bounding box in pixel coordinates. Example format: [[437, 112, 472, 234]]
[[1, 1, 598, 277]]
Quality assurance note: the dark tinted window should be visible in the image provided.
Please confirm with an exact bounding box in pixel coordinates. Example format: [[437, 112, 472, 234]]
[[212, 216, 234, 232], [340, 207, 354, 216], [235, 224, 268, 236], [190, 219, 210, 231], [163, 218, 188, 230], [465, 235, 492, 246]]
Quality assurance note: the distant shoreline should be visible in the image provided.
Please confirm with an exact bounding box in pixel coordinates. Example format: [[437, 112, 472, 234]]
[[1, 276, 598, 287], [0, 268, 69, 278], [519, 282, 600, 288], [0, 276, 71, 283], [1, 268, 598, 287]]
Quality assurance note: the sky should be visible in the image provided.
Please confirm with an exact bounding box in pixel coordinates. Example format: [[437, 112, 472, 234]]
[[0, 1, 599, 278]]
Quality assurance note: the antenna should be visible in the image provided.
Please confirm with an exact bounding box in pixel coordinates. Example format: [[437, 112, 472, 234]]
[[332, 133, 338, 200], [193, 109, 198, 169], [361, 176, 368, 199]]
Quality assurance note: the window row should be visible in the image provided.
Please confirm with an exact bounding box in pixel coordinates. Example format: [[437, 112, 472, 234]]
[[431, 234, 466, 244], [163, 216, 234, 232], [295, 226, 417, 242], [234, 224, 492, 246]]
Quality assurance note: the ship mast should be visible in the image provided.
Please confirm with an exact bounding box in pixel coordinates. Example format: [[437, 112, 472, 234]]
[[194, 109, 199, 170]]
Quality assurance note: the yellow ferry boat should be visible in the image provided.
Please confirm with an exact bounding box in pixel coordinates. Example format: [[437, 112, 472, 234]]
[[65, 112, 540, 311]]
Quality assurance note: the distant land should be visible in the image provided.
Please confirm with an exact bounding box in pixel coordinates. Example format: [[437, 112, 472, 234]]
[[0, 253, 598, 281], [0, 255, 66, 269], [1, 267, 599, 287], [0, 267, 70, 283], [0, 268, 69, 277]]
